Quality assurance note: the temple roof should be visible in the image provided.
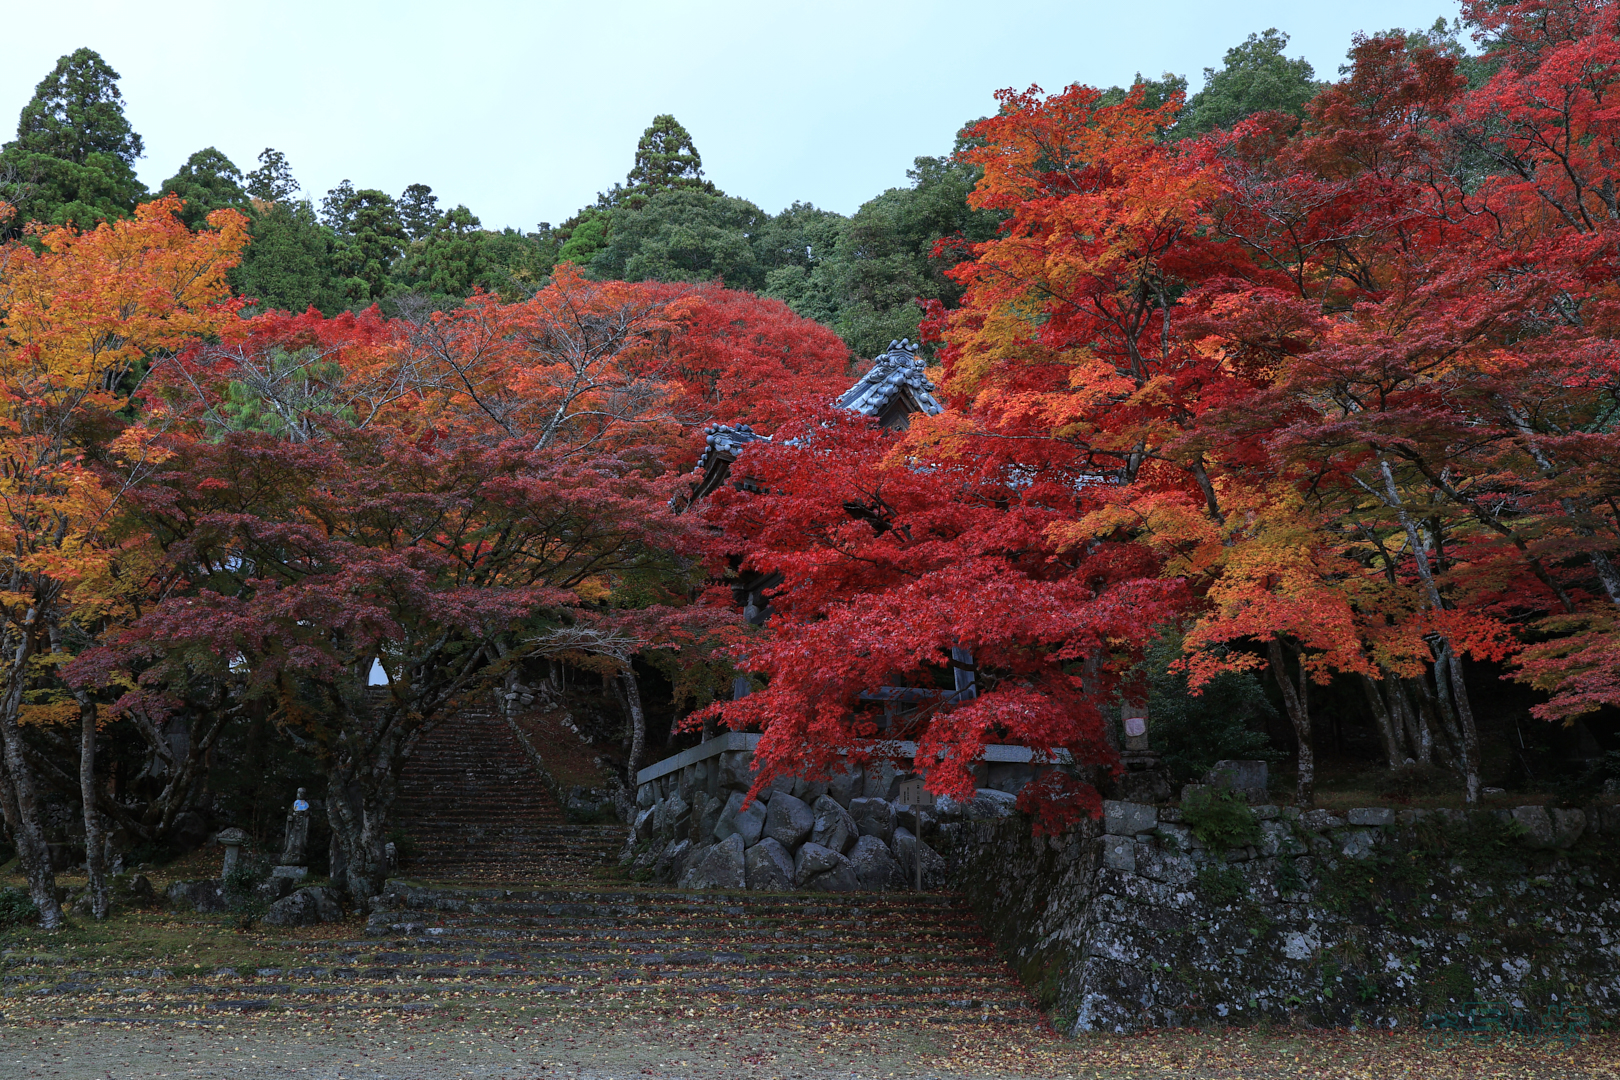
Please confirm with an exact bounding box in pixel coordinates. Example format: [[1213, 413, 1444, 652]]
[[688, 339, 942, 502], [691, 422, 768, 501], [833, 338, 943, 424]]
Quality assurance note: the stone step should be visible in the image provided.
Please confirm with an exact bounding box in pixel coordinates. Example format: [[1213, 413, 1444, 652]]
[[3, 879, 1039, 1029]]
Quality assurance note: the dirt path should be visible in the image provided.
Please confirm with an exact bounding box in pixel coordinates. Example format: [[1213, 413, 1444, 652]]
[[1, 1012, 1027, 1079], [3, 1010, 1615, 1080]]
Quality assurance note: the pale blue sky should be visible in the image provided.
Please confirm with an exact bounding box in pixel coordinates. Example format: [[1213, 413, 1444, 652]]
[[11, 1, 1463, 230]]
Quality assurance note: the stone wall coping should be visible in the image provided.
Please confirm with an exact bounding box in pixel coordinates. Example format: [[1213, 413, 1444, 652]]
[[636, 732, 761, 785], [636, 736, 1072, 786]]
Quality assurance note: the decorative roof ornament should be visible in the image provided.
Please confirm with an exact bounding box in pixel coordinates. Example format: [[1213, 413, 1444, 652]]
[[695, 423, 767, 474], [689, 423, 769, 501], [833, 338, 943, 427]]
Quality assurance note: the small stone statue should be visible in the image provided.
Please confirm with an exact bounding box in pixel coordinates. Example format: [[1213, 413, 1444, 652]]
[[279, 787, 310, 866]]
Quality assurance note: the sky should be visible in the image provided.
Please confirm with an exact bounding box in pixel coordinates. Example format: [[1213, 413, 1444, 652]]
[[7, 0, 1464, 232]]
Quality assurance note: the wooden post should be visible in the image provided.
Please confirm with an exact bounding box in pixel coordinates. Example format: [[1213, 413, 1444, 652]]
[[915, 804, 922, 891]]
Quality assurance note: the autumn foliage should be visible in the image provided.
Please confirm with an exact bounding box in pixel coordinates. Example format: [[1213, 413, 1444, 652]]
[[8, 0, 1620, 914], [688, 0, 1620, 820]]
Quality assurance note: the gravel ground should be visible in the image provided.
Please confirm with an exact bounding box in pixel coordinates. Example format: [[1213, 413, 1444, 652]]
[[0, 1013, 993, 1079], [4, 1011, 1617, 1080]]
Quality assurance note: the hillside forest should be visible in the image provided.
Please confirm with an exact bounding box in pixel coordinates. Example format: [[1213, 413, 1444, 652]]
[[0, 1, 1618, 929]]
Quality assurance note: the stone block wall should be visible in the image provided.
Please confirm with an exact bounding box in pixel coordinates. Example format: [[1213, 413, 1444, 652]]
[[623, 751, 1024, 892], [945, 799, 1620, 1033]]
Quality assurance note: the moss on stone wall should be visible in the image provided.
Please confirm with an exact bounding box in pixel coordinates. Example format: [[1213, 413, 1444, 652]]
[[940, 801, 1620, 1034]]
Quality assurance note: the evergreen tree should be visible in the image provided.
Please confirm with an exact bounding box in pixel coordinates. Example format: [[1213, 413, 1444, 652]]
[[0, 47, 146, 229], [1173, 29, 1321, 139], [758, 130, 1001, 357], [396, 204, 487, 299], [12, 47, 143, 166], [154, 147, 247, 228], [321, 182, 407, 303], [244, 148, 299, 202], [399, 182, 440, 240], [556, 206, 612, 266], [231, 199, 344, 314], [757, 201, 847, 327], [1100, 71, 1191, 113], [590, 188, 767, 290], [624, 114, 716, 199], [479, 225, 557, 298]]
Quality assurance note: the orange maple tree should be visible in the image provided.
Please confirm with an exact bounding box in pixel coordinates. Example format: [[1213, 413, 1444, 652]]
[[0, 195, 247, 923]]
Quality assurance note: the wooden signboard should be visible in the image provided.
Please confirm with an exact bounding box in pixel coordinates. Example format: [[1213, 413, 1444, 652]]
[[895, 778, 928, 808]]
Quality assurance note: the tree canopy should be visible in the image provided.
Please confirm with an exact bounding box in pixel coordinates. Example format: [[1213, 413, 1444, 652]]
[[0, 48, 146, 231]]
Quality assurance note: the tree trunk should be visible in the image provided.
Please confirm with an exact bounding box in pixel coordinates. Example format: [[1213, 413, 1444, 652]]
[[325, 769, 388, 902], [0, 755, 20, 854], [1267, 635, 1314, 808], [0, 706, 61, 929], [78, 694, 108, 920], [620, 666, 648, 786], [1389, 678, 1432, 765], [1433, 641, 1482, 802], [1409, 675, 1460, 769], [1358, 674, 1405, 769], [1378, 458, 1482, 802]]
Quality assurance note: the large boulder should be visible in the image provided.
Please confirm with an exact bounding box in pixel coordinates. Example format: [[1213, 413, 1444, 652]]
[[714, 792, 767, 846], [631, 806, 656, 844], [679, 834, 746, 890], [1103, 800, 1157, 837], [112, 873, 158, 908], [764, 791, 814, 849], [691, 791, 725, 842], [1206, 760, 1268, 802], [802, 853, 859, 893], [166, 879, 227, 914], [712, 792, 744, 840], [1512, 805, 1586, 850], [652, 838, 691, 882], [262, 886, 342, 927], [717, 750, 756, 790], [863, 761, 900, 801], [810, 794, 857, 854], [962, 788, 1018, 820], [654, 792, 690, 837], [256, 874, 296, 902], [738, 801, 767, 845], [827, 765, 865, 807], [891, 827, 947, 890], [848, 834, 905, 891], [744, 837, 795, 891], [791, 777, 828, 804], [848, 797, 896, 844], [793, 841, 841, 885]]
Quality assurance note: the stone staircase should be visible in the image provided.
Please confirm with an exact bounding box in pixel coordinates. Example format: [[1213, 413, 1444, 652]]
[[2, 885, 1044, 1031], [392, 708, 624, 882]]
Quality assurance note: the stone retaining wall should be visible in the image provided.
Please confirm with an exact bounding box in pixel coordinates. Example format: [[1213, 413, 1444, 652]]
[[946, 797, 1620, 1033], [623, 749, 1024, 892]]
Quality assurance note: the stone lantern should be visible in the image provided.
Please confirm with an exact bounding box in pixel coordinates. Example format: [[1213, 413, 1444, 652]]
[[216, 827, 249, 878], [1118, 712, 1172, 803]]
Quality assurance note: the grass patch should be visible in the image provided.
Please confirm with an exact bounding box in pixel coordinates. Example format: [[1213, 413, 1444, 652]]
[[0, 905, 359, 974]]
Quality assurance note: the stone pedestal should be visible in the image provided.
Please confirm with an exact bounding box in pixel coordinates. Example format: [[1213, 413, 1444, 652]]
[[216, 828, 248, 878], [271, 864, 308, 881], [1118, 715, 1172, 803]]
